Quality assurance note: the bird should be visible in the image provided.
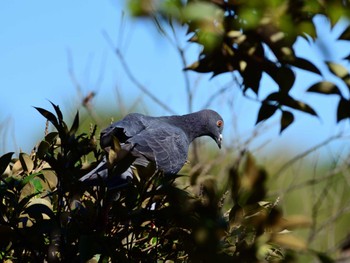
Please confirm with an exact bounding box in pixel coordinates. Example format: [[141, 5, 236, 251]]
[[79, 109, 224, 189]]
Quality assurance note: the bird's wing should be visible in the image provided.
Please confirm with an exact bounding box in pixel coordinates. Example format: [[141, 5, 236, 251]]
[[128, 124, 189, 175], [100, 113, 149, 148]]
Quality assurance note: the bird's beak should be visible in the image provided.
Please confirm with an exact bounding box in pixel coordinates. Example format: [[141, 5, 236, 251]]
[[217, 134, 223, 149]]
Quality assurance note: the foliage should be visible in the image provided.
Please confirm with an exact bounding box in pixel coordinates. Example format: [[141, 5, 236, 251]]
[[0, 104, 337, 262], [128, 0, 350, 132]]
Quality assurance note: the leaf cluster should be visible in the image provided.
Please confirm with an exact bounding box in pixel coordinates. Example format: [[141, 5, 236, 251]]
[[128, 0, 350, 132], [0, 104, 335, 262]]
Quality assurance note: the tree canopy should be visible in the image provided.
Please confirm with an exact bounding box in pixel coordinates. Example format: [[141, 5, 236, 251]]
[[129, 0, 350, 132]]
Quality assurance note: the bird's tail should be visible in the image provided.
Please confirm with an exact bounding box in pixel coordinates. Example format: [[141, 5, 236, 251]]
[[79, 156, 133, 190]]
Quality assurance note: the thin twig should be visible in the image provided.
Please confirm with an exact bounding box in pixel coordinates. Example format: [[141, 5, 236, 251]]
[[309, 204, 350, 242], [272, 133, 343, 180], [102, 30, 177, 115]]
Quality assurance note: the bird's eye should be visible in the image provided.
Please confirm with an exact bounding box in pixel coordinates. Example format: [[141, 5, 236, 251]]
[[216, 120, 223, 128]]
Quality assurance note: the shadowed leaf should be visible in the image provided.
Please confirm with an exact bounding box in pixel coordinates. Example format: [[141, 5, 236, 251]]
[[290, 57, 321, 75], [69, 111, 80, 136], [337, 98, 350, 122], [256, 103, 278, 124], [339, 24, 350, 40], [0, 152, 14, 176], [265, 66, 295, 92], [37, 140, 50, 159], [34, 107, 59, 128], [313, 251, 335, 263], [49, 101, 63, 123], [280, 111, 294, 133]]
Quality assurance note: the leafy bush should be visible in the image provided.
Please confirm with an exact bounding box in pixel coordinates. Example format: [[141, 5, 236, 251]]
[[0, 103, 333, 262]]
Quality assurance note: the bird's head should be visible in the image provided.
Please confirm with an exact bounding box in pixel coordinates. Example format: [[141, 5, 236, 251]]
[[203, 110, 224, 149]]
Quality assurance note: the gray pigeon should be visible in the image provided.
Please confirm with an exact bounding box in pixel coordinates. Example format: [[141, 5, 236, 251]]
[[79, 109, 224, 188]]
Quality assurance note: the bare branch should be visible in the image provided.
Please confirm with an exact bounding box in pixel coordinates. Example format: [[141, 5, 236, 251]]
[[272, 133, 344, 180], [102, 30, 177, 115]]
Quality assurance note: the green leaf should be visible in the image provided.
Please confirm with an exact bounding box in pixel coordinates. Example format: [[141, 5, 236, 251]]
[[307, 81, 341, 95], [280, 111, 294, 133], [0, 152, 14, 176], [256, 103, 278, 124], [337, 98, 350, 122]]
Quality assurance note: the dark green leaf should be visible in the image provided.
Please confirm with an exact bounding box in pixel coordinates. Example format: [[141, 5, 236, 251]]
[[45, 132, 59, 144], [25, 202, 55, 221], [49, 101, 63, 123], [37, 140, 50, 159], [265, 66, 295, 92], [0, 152, 14, 176], [256, 103, 278, 124], [344, 53, 350, 61], [313, 251, 335, 263], [337, 98, 350, 122], [242, 62, 263, 94], [34, 107, 59, 128], [280, 111, 294, 133], [290, 57, 321, 75], [265, 92, 282, 102], [339, 24, 350, 40], [307, 81, 341, 95], [69, 111, 80, 136]]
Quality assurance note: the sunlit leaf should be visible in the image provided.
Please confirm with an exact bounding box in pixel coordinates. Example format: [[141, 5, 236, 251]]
[[41, 169, 58, 189], [271, 233, 307, 250], [278, 215, 312, 230], [307, 81, 341, 95], [326, 62, 350, 87], [19, 153, 34, 174]]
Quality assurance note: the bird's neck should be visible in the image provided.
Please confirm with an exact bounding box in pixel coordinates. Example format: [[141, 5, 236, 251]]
[[167, 112, 208, 142]]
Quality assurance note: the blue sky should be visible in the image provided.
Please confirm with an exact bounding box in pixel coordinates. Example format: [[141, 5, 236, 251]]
[[1, 1, 350, 158]]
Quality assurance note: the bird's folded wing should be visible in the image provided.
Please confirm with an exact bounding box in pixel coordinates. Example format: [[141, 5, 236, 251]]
[[128, 125, 189, 175]]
